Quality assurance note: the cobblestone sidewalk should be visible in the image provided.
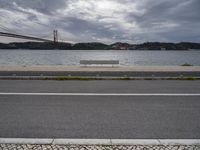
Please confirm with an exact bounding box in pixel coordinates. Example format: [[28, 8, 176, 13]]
[[0, 144, 200, 150]]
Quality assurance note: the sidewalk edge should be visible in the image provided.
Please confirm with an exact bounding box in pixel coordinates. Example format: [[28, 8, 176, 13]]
[[0, 139, 200, 145]]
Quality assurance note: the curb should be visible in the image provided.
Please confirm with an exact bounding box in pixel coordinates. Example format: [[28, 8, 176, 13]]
[[0, 138, 52, 145], [0, 139, 200, 145], [0, 76, 200, 80], [0, 93, 200, 96]]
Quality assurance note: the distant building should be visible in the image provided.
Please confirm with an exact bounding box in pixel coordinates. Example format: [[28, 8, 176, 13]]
[[119, 46, 128, 50], [112, 43, 129, 50], [161, 48, 166, 50]]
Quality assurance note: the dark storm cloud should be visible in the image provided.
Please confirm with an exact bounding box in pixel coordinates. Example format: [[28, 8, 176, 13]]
[[0, 0, 199, 43]]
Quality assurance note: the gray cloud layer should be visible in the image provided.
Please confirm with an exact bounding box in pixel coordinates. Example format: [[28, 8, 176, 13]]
[[0, 0, 199, 43]]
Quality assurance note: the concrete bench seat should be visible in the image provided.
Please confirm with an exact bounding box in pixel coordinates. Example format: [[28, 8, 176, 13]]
[[80, 60, 119, 67]]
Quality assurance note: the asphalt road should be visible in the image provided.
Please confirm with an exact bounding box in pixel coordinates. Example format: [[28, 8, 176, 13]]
[[0, 80, 200, 139]]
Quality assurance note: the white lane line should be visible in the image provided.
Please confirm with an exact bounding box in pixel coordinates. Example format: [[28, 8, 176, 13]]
[[0, 138, 200, 145], [0, 93, 200, 96]]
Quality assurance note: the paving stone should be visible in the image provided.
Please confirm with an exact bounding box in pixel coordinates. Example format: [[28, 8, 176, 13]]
[[0, 144, 200, 150]]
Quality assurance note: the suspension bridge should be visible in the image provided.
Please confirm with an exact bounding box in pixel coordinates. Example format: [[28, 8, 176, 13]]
[[0, 30, 59, 43]]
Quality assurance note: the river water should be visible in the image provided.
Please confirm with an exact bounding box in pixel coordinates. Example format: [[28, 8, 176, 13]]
[[0, 49, 200, 66]]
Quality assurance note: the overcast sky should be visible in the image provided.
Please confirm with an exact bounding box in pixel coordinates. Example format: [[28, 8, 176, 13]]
[[0, 0, 199, 43]]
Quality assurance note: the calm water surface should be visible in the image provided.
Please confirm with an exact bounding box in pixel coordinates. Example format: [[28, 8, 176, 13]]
[[0, 49, 200, 66]]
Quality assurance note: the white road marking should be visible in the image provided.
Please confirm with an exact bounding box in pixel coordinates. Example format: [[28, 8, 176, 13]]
[[0, 92, 200, 96], [0, 138, 199, 145]]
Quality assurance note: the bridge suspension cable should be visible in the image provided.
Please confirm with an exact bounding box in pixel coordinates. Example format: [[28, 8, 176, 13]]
[[0, 31, 53, 42]]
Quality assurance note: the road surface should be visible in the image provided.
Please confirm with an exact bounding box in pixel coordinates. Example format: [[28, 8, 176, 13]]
[[0, 80, 199, 139]]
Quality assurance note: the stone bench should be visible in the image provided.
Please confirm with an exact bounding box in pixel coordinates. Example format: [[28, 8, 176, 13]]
[[80, 60, 119, 67]]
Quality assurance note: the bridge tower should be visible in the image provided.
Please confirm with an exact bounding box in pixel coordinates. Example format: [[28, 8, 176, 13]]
[[53, 30, 58, 43]]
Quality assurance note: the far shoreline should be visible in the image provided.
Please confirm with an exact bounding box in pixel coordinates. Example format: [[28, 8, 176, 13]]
[[1, 41, 200, 50], [1, 48, 200, 51]]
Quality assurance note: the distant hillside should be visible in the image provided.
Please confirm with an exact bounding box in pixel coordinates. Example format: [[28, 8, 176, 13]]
[[134, 42, 200, 50], [72, 42, 108, 50], [0, 41, 200, 50]]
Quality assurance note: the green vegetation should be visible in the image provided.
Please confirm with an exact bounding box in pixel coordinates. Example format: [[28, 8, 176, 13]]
[[43, 76, 199, 81], [119, 77, 131, 80], [53, 76, 94, 80], [177, 76, 197, 80], [181, 63, 193, 66]]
